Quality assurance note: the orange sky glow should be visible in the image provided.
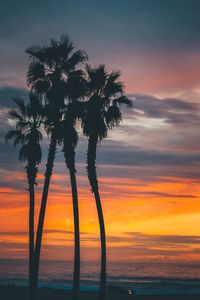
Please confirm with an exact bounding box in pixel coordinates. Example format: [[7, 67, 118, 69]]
[[1, 166, 200, 262], [1, 1, 200, 263]]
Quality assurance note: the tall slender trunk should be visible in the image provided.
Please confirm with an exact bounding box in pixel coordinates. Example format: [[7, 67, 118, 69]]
[[70, 169, 80, 300], [26, 163, 37, 300], [64, 148, 80, 300], [87, 134, 106, 300], [32, 131, 57, 299], [29, 185, 35, 300], [94, 190, 106, 300]]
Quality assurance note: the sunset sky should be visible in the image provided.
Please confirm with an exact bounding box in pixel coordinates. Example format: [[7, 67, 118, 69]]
[[1, 0, 200, 263]]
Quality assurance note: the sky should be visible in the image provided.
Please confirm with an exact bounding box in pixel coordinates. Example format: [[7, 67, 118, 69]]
[[1, 0, 200, 263]]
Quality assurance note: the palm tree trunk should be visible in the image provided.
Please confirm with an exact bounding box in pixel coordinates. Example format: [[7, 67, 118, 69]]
[[64, 150, 80, 300], [70, 169, 80, 300], [29, 185, 35, 300], [94, 190, 106, 300], [87, 134, 106, 300], [26, 163, 37, 300], [32, 131, 57, 299]]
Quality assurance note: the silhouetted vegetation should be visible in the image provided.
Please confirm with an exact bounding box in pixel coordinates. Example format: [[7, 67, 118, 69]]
[[5, 94, 44, 300], [5, 35, 132, 300], [26, 35, 87, 300], [82, 64, 132, 300]]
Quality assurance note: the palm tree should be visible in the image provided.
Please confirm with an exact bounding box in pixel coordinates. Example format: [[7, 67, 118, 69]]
[[61, 111, 80, 300], [26, 35, 87, 299], [60, 78, 86, 300], [5, 94, 43, 300], [82, 64, 132, 300]]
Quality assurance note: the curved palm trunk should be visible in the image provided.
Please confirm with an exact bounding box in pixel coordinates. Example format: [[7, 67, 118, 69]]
[[87, 134, 106, 300], [29, 185, 35, 299], [26, 163, 37, 300], [70, 169, 80, 300], [32, 131, 57, 299], [64, 149, 80, 300]]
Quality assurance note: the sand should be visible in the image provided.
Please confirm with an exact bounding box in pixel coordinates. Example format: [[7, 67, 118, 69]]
[[1, 286, 200, 300]]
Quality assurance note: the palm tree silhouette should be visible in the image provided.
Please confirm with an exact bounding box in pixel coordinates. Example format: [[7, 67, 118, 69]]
[[60, 113, 80, 300], [62, 117, 80, 300], [5, 94, 43, 300], [82, 64, 132, 300], [60, 76, 86, 300], [26, 35, 87, 299]]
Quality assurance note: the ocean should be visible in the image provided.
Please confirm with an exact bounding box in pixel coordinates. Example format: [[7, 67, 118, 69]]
[[0, 259, 200, 295]]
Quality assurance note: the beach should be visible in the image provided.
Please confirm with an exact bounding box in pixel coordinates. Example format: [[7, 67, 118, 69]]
[[1, 286, 200, 300]]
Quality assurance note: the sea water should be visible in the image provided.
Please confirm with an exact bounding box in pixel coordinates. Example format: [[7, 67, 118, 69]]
[[0, 259, 200, 295]]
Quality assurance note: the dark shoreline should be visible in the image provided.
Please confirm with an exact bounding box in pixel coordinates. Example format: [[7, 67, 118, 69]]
[[1, 286, 200, 300]]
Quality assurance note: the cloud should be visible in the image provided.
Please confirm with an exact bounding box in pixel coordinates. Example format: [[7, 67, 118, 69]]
[[111, 188, 198, 199], [128, 94, 200, 125], [0, 229, 88, 237], [97, 144, 200, 167], [126, 191, 197, 199], [0, 231, 27, 237], [1, 90, 200, 212], [125, 232, 200, 246], [1, 232, 200, 261], [0, 87, 27, 108]]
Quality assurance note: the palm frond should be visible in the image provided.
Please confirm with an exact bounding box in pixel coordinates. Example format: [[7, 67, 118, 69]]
[[6, 92, 43, 165], [64, 50, 88, 72], [67, 101, 86, 121], [16, 119, 30, 130], [19, 144, 29, 161], [8, 109, 22, 120], [114, 96, 133, 108], [83, 64, 133, 140], [5, 130, 23, 144], [43, 45, 60, 67], [66, 73, 86, 100], [28, 93, 44, 119], [104, 81, 124, 97], [105, 106, 122, 128], [96, 116, 107, 140], [86, 64, 107, 92], [59, 34, 74, 58], [32, 80, 51, 94], [25, 129, 42, 144], [13, 134, 26, 146], [27, 62, 45, 85], [26, 142, 42, 164], [12, 97, 27, 115], [32, 143, 42, 164], [26, 46, 46, 63], [85, 64, 93, 78], [108, 70, 121, 81], [50, 38, 59, 48]]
